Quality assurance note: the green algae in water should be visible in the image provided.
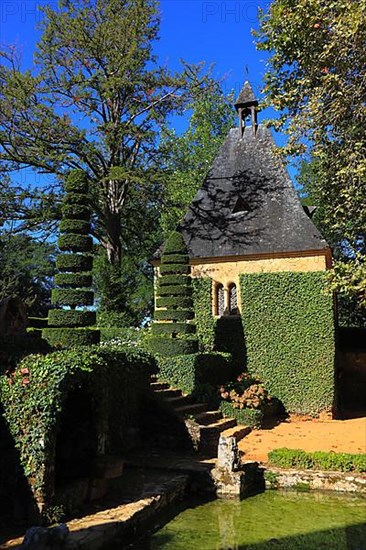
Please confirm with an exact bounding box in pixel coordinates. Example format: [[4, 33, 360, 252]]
[[136, 491, 366, 550]]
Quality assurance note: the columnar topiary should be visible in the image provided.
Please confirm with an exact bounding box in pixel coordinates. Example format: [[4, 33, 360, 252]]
[[149, 231, 198, 356], [43, 170, 100, 347]]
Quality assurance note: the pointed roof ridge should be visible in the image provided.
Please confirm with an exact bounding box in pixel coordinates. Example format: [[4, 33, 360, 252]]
[[234, 81, 257, 108]]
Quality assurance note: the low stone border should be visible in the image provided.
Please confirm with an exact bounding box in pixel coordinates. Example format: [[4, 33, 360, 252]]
[[263, 466, 366, 493]]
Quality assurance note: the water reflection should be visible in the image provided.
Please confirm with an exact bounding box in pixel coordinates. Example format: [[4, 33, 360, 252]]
[[128, 491, 366, 550]]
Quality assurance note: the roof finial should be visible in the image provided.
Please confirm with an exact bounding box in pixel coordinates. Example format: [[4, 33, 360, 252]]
[[234, 81, 259, 139]]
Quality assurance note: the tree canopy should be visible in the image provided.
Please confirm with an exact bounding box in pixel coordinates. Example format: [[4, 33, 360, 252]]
[[256, 0, 366, 312]]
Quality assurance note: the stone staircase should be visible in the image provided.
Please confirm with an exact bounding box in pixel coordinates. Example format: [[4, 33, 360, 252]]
[[150, 377, 251, 458]]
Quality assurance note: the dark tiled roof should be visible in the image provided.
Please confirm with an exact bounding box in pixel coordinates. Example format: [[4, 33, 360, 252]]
[[234, 81, 257, 107], [175, 125, 328, 260]]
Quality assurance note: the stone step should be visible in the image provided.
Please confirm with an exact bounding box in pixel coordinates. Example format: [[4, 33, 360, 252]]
[[220, 424, 252, 442], [154, 388, 182, 398], [166, 395, 192, 408], [198, 418, 237, 455], [151, 381, 170, 391], [200, 417, 237, 435], [194, 410, 223, 426], [175, 403, 208, 416]]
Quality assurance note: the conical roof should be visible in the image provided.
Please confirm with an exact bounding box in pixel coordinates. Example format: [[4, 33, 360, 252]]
[[234, 81, 257, 108], [177, 125, 328, 260]]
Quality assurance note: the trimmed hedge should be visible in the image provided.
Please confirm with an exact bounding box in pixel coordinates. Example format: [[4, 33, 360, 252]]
[[156, 296, 194, 309], [240, 271, 335, 415], [268, 448, 366, 473], [64, 170, 89, 193], [158, 274, 189, 287], [56, 254, 93, 273], [159, 264, 190, 275], [51, 288, 94, 307], [148, 337, 198, 357], [161, 254, 189, 265], [61, 204, 91, 220], [163, 231, 187, 254], [54, 272, 93, 288], [154, 309, 194, 321], [48, 309, 96, 327], [62, 192, 89, 206], [158, 285, 191, 297], [219, 400, 263, 428], [151, 322, 196, 336], [59, 219, 91, 234], [157, 352, 232, 394], [42, 327, 100, 347], [58, 234, 93, 253], [192, 277, 216, 352]]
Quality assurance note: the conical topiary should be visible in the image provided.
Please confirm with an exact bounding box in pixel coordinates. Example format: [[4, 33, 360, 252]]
[[149, 231, 198, 356], [42, 170, 100, 347]]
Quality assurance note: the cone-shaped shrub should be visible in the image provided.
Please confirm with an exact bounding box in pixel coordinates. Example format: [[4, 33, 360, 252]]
[[43, 170, 100, 347], [149, 231, 198, 356]]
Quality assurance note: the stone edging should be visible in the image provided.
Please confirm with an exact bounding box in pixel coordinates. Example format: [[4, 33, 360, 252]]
[[263, 466, 366, 493]]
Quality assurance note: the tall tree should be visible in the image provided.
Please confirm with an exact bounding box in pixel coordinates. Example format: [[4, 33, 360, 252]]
[[0, 0, 206, 264], [255, 0, 366, 310], [159, 82, 235, 235]]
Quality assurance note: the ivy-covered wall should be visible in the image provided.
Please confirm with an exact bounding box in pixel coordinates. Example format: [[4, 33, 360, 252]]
[[239, 271, 335, 414]]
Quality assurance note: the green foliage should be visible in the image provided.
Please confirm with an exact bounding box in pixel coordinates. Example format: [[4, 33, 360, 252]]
[[192, 278, 216, 352], [159, 264, 190, 275], [62, 192, 89, 206], [99, 326, 143, 345], [51, 288, 94, 307], [159, 84, 235, 235], [0, 345, 156, 510], [162, 231, 187, 255], [240, 271, 335, 414], [42, 327, 100, 347], [58, 234, 93, 253], [0, 233, 56, 317], [255, 0, 366, 308], [157, 352, 232, 395], [56, 254, 92, 273], [161, 254, 189, 265], [148, 337, 198, 357], [59, 219, 91, 234], [158, 274, 188, 287], [28, 317, 48, 329], [151, 322, 196, 336], [54, 272, 92, 288], [154, 309, 194, 322], [156, 296, 193, 309], [48, 309, 96, 327], [158, 285, 191, 297], [63, 170, 89, 193], [268, 448, 366, 473], [61, 204, 91, 221], [219, 400, 263, 428]]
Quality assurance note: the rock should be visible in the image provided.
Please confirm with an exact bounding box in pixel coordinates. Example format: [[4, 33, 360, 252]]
[[21, 523, 69, 549]]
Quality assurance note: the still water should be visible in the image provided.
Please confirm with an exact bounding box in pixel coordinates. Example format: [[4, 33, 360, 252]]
[[128, 490, 366, 550]]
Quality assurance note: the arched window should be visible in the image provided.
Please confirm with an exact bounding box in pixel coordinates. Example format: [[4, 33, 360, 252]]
[[215, 283, 225, 316], [229, 283, 238, 315]]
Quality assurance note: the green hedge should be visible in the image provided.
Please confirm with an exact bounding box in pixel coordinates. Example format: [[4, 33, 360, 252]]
[[99, 327, 143, 344], [158, 274, 189, 287], [54, 272, 92, 288], [64, 170, 89, 193], [42, 327, 100, 347], [61, 204, 91, 221], [157, 352, 232, 394], [48, 309, 96, 327], [59, 219, 91, 234], [163, 231, 187, 254], [155, 309, 194, 322], [51, 288, 94, 307], [0, 345, 156, 516], [151, 322, 196, 336], [56, 254, 93, 273], [192, 278, 216, 352], [148, 337, 198, 357], [58, 234, 93, 253], [240, 272, 335, 415], [156, 296, 194, 309], [219, 400, 263, 428], [158, 285, 191, 297], [159, 264, 190, 275], [28, 317, 48, 329], [62, 192, 88, 206], [268, 448, 366, 472], [161, 254, 189, 265]]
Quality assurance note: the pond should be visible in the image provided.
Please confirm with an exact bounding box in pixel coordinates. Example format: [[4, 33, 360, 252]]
[[128, 490, 366, 550]]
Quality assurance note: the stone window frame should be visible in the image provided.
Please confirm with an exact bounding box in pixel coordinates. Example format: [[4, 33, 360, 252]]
[[213, 280, 240, 317]]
